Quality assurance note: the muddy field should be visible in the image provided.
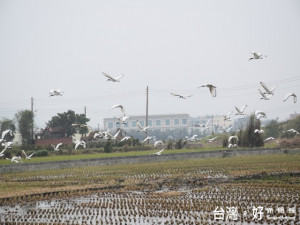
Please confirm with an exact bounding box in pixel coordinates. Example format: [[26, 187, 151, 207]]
[[0, 154, 299, 224]]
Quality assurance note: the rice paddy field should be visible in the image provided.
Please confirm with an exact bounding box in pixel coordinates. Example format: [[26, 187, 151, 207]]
[[0, 153, 300, 224]]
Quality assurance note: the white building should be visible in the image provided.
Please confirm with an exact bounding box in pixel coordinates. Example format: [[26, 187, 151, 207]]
[[103, 113, 190, 131]]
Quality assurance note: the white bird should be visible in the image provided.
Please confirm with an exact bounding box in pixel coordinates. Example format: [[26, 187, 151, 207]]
[[170, 93, 192, 99], [0, 148, 7, 157], [228, 135, 238, 143], [264, 137, 279, 144], [8, 156, 23, 163], [116, 115, 130, 124], [260, 82, 277, 96], [283, 93, 297, 103], [1, 141, 13, 152], [255, 111, 267, 120], [187, 135, 198, 142], [142, 136, 153, 143], [286, 129, 299, 136], [51, 143, 62, 151], [136, 121, 150, 133], [249, 52, 266, 60], [258, 89, 271, 100], [207, 136, 217, 143], [228, 143, 239, 148], [235, 105, 247, 115], [104, 129, 121, 140], [110, 104, 125, 115], [223, 111, 233, 121], [49, 89, 64, 97], [254, 129, 265, 134], [198, 84, 217, 97], [120, 136, 132, 142], [94, 132, 103, 139], [103, 72, 125, 82], [194, 120, 211, 130], [74, 140, 86, 150], [22, 150, 35, 160], [154, 140, 164, 147], [153, 148, 164, 155], [223, 125, 234, 133]]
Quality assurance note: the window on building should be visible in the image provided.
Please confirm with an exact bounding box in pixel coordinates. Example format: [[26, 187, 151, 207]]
[[148, 120, 152, 126], [174, 118, 179, 125], [156, 120, 161, 126], [132, 120, 137, 127], [124, 122, 129, 127], [182, 118, 187, 125], [108, 121, 113, 129], [165, 119, 170, 126], [140, 120, 145, 126]]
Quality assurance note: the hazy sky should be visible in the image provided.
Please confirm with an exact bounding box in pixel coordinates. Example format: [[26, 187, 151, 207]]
[[0, 0, 300, 129]]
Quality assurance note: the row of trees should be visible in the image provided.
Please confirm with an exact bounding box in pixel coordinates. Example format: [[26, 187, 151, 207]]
[[0, 110, 89, 145]]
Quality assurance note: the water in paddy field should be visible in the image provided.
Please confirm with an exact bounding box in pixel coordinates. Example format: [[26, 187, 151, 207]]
[[0, 188, 299, 225]]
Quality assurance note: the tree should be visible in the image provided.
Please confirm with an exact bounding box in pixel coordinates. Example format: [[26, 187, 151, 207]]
[[47, 110, 90, 137], [0, 118, 16, 133], [238, 114, 264, 148], [15, 110, 34, 145], [264, 120, 279, 138]]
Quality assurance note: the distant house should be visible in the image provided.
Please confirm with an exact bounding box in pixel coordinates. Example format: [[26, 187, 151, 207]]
[[35, 126, 72, 146]]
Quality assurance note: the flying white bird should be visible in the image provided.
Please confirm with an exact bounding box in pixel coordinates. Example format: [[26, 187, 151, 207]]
[[104, 130, 121, 140], [254, 129, 265, 134], [142, 136, 153, 143], [0, 129, 13, 142], [110, 104, 125, 115], [170, 93, 192, 99], [153, 148, 164, 155], [51, 143, 62, 151], [223, 125, 234, 133], [103, 72, 125, 82], [223, 111, 233, 121], [136, 121, 150, 133], [194, 120, 211, 130], [283, 93, 297, 103], [187, 135, 198, 142], [0, 148, 7, 157], [255, 111, 267, 120], [207, 136, 217, 143], [228, 135, 239, 143], [22, 150, 35, 160], [75, 140, 86, 150], [249, 52, 266, 60], [258, 89, 271, 100], [264, 137, 279, 144], [1, 141, 13, 152], [198, 84, 217, 97], [120, 136, 132, 142], [235, 105, 247, 115], [49, 89, 64, 97], [116, 115, 130, 124], [260, 82, 277, 96], [94, 132, 104, 139], [154, 140, 164, 147]]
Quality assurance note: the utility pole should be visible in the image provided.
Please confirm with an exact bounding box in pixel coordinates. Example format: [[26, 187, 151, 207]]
[[84, 106, 87, 136], [31, 97, 34, 144], [145, 86, 149, 143]]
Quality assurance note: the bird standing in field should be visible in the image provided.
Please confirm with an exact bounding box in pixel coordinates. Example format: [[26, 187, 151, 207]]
[[283, 93, 297, 103], [286, 129, 299, 136], [198, 84, 217, 97], [103, 72, 125, 82], [264, 137, 279, 144]]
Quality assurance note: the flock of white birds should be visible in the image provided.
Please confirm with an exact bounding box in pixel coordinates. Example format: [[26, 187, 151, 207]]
[[1, 52, 299, 162]]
